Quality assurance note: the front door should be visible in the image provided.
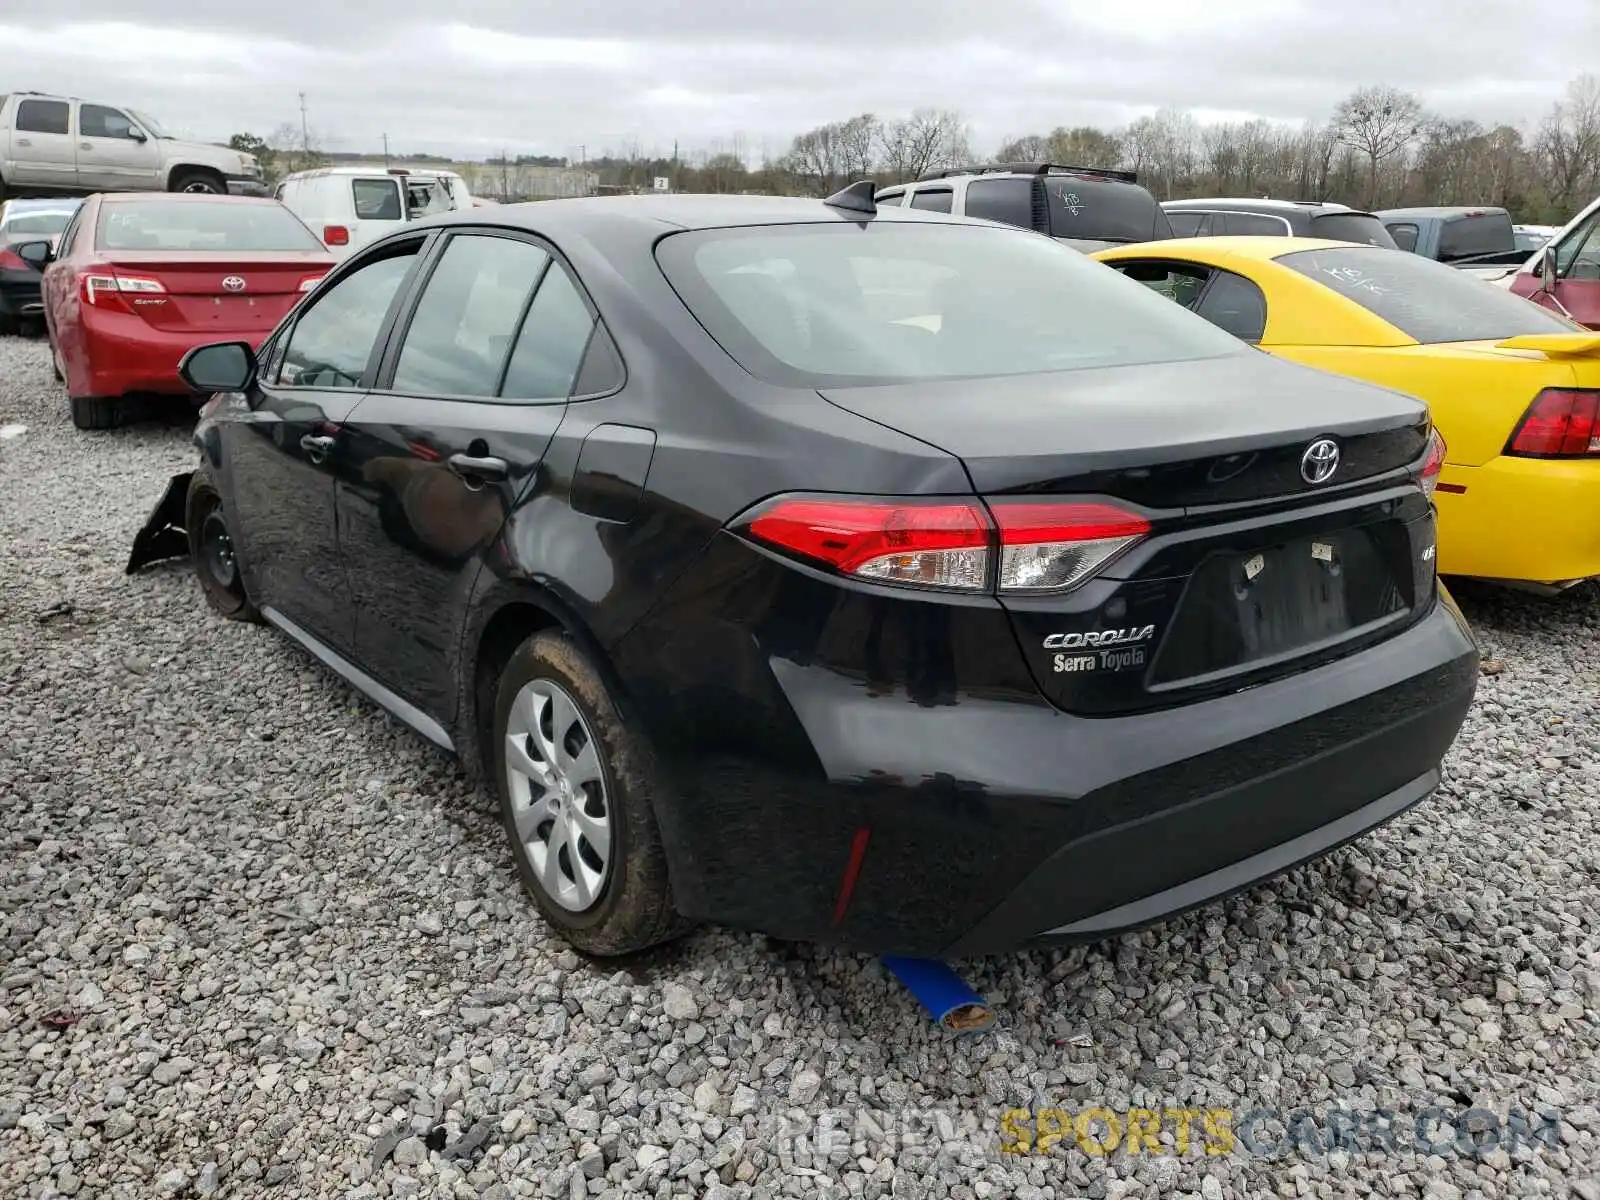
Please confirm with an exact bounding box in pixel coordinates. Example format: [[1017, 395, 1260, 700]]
[[339, 228, 587, 720], [1513, 205, 1600, 330], [75, 104, 162, 190], [8, 98, 78, 188], [222, 237, 428, 653]]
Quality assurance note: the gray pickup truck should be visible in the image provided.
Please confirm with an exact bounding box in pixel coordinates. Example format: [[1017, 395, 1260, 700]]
[[1375, 206, 1532, 284], [0, 91, 266, 200]]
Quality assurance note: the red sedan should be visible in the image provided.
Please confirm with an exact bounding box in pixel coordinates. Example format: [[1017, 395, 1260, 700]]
[[28, 193, 334, 430]]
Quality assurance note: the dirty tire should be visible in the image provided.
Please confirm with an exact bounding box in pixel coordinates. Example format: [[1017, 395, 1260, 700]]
[[186, 466, 260, 622], [69, 395, 118, 430], [171, 170, 224, 194], [493, 630, 689, 957]]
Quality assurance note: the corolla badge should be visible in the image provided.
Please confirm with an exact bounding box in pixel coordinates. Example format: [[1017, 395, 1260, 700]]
[[221, 276, 246, 293], [1299, 438, 1340, 485]]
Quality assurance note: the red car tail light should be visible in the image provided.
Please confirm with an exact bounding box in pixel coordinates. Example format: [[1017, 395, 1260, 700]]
[[0, 247, 28, 272], [1420, 427, 1447, 501], [987, 501, 1151, 593], [1506, 389, 1600, 458], [83, 272, 167, 309], [323, 225, 350, 246], [736, 494, 1153, 595], [742, 497, 991, 591]]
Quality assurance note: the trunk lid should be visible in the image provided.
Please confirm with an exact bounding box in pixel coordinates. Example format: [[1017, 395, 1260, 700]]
[[821, 355, 1437, 716], [104, 252, 331, 333]]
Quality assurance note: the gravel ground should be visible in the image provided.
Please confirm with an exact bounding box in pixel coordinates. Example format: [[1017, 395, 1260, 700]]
[[3, 331, 1600, 1200]]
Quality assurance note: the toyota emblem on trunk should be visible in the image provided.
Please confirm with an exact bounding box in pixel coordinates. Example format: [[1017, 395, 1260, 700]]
[[222, 276, 246, 293], [1300, 438, 1340, 484]]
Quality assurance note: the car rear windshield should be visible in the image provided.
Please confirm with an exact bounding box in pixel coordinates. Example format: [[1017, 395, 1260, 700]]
[[97, 201, 323, 252], [1044, 177, 1173, 244], [655, 221, 1246, 387], [1308, 212, 1397, 249], [1276, 245, 1579, 343], [1437, 211, 1516, 261], [2, 209, 76, 236]]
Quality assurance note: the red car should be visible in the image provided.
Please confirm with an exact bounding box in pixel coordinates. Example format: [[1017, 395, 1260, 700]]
[[1509, 192, 1600, 329], [23, 193, 334, 430]]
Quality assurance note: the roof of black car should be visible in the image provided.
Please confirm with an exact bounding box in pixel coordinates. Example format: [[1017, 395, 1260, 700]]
[[409, 193, 977, 239]]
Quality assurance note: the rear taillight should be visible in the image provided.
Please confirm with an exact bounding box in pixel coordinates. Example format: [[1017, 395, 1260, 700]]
[[737, 495, 1151, 594], [1506, 389, 1600, 458], [323, 225, 349, 246], [83, 272, 167, 308], [298, 275, 325, 292], [1420, 427, 1446, 501], [0, 247, 28, 271]]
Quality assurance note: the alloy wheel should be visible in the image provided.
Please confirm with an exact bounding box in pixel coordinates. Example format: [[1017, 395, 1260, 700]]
[[504, 678, 612, 911]]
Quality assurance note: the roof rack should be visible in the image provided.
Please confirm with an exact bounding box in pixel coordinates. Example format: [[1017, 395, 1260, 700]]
[[916, 162, 1138, 185]]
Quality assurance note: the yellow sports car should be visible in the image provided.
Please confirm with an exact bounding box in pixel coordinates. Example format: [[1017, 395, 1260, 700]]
[[1093, 236, 1600, 592]]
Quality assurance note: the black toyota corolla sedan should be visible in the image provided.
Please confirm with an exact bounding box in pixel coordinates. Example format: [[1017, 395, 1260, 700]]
[[132, 187, 1478, 959]]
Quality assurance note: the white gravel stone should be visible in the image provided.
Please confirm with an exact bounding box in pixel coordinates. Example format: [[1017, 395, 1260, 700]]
[[2, 334, 1599, 1198]]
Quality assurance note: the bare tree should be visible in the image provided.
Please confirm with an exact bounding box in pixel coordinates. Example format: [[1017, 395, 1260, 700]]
[[878, 109, 969, 182], [995, 134, 1051, 162], [1333, 85, 1425, 208], [1536, 73, 1600, 210], [835, 114, 880, 180]]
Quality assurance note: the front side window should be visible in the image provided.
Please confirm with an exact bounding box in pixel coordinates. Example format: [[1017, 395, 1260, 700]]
[[908, 189, 953, 213], [278, 249, 418, 388], [391, 234, 551, 398], [1277, 245, 1580, 343], [1554, 210, 1600, 281], [80, 105, 141, 140], [96, 200, 323, 252], [16, 99, 69, 135], [656, 222, 1247, 387], [352, 179, 403, 221]]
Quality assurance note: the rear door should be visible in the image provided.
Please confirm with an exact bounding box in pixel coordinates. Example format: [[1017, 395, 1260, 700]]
[[75, 103, 161, 190], [348, 176, 408, 252], [222, 237, 427, 653], [8, 98, 77, 188], [338, 227, 586, 719]]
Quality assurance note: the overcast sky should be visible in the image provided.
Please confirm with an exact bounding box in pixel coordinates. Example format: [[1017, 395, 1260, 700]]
[[4, 2, 1594, 163]]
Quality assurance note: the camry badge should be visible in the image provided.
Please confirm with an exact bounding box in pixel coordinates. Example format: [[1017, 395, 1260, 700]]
[[222, 276, 246, 293], [1300, 438, 1340, 485]]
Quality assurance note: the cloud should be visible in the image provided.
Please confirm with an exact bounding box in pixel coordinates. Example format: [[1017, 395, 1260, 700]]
[[2, 1, 1594, 161]]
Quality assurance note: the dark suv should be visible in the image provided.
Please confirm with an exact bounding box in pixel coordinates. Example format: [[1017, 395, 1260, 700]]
[[1162, 199, 1398, 248], [876, 163, 1175, 250]]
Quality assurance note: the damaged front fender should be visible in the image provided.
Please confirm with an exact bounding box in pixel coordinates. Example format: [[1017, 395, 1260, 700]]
[[125, 470, 193, 575]]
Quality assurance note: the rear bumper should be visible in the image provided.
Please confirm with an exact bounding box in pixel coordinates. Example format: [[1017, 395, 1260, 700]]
[[0, 267, 43, 317], [1436, 457, 1600, 584], [78, 311, 271, 397], [622, 579, 1479, 958]]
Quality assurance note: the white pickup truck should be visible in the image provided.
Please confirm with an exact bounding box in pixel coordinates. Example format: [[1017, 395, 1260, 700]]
[[0, 91, 266, 200]]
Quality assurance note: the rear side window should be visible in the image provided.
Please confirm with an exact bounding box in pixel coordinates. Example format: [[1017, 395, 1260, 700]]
[[1194, 272, 1268, 342], [1386, 223, 1420, 253], [1222, 212, 1290, 236], [502, 265, 597, 399], [1309, 213, 1398, 249], [392, 234, 551, 398], [1166, 212, 1207, 237], [655, 222, 1246, 387], [963, 177, 1034, 230], [1045, 178, 1171, 244], [1436, 212, 1515, 261], [1277, 245, 1579, 343], [874, 189, 905, 207], [352, 178, 403, 221], [909, 189, 953, 213], [96, 200, 324, 251], [16, 99, 68, 135], [278, 248, 418, 388]]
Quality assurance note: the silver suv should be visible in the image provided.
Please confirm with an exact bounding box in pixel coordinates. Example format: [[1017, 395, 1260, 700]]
[[874, 163, 1174, 251]]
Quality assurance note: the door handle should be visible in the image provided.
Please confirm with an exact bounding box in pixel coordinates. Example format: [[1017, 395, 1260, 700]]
[[17, 138, 31, 147], [447, 453, 508, 483], [80, 143, 93, 151], [300, 433, 336, 458]]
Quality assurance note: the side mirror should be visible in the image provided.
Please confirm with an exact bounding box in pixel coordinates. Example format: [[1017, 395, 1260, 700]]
[[14, 240, 53, 270], [178, 341, 257, 394], [129, 129, 148, 144], [1539, 245, 1559, 292]]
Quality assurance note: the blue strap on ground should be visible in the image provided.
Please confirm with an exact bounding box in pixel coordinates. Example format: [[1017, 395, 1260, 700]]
[[880, 957, 995, 1032]]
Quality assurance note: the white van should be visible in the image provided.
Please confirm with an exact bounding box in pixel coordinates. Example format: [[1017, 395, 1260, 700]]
[[273, 166, 474, 259]]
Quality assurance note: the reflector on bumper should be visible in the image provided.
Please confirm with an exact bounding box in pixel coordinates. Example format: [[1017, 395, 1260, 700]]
[[125, 471, 193, 574]]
